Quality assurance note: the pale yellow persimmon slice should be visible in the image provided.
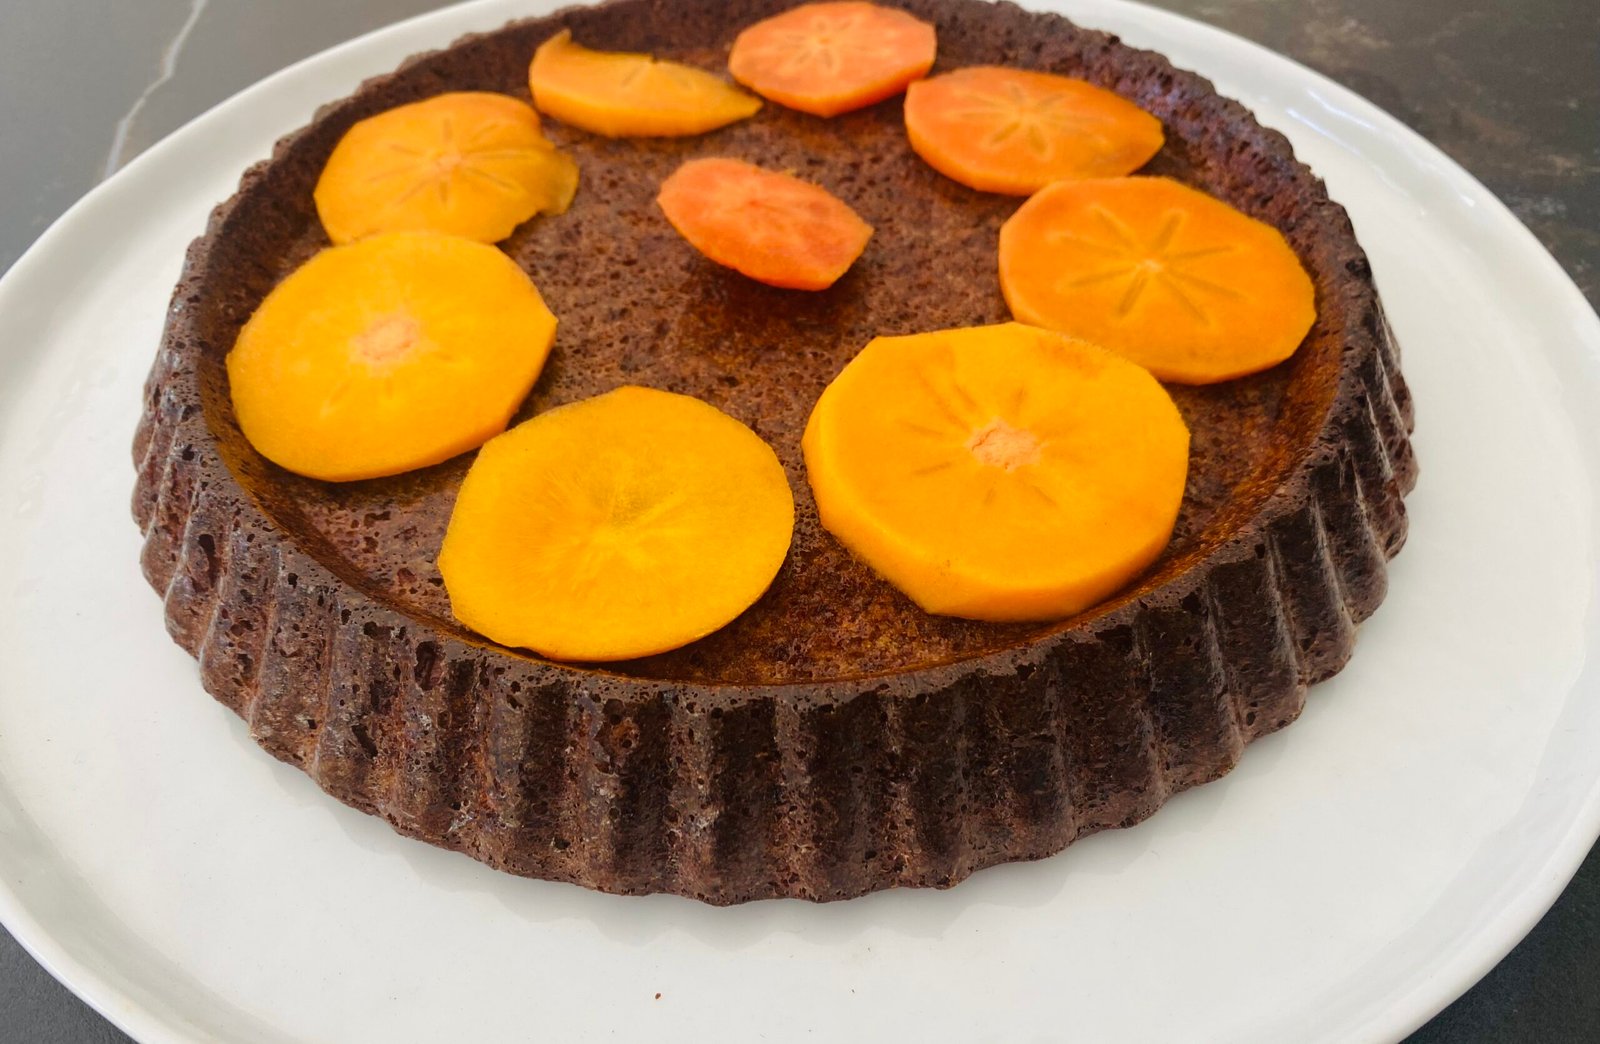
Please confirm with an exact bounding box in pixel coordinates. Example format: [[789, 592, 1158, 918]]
[[904, 66, 1163, 195], [314, 92, 578, 244], [528, 29, 761, 137], [999, 176, 1317, 383], [804, 322, 1189, 621], [439, 386, 795, 661], [728, 2, 937, 117], [227, 232, 557, 482]]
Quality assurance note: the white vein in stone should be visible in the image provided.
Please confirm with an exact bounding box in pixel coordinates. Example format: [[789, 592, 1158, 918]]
[[102, 0, 210, 179]]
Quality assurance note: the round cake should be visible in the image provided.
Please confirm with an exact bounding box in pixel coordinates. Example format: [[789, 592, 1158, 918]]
[[132, 0, 1417, 903]]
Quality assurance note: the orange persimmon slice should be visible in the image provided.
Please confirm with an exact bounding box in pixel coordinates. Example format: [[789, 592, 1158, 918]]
[[999, 176, 1317, 383], [314, 92, 578, 244], [227, 232, 557, 482], [528, 29, 761, 137], [439, 386, 795, 661], [657, 157, 873, 290], [804, 322, 1189, 621], [728, 2, 937, 117], [904, 66, 1163, 195]]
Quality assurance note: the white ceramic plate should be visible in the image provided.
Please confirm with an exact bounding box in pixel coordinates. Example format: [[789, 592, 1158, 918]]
[[2, 1, 1598, 1041]]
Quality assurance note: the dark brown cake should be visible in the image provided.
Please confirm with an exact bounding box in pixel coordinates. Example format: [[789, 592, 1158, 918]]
[[132, 0, 1417, 903]]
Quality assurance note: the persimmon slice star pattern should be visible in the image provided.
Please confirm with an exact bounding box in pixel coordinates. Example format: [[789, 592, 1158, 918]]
[[728, 2, 937, 116], [314, 92, 578, 244], [804, 322, 1190, 622], [904, 66, 1164, 194], [1000, 177, 1317, 383]]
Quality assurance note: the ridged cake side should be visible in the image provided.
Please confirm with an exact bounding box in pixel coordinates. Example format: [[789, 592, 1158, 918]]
[[132, 0, 1416, 904], [134, 290, 1412, 904]]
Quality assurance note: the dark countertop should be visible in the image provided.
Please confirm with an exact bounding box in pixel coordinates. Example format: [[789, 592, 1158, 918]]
[[1, 1, 1596, 1040]]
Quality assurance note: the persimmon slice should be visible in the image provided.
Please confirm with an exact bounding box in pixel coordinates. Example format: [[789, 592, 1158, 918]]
[[656, 157, 873, 290], [728, 2, 937, 117], [999, 176, 1317, 383], [803, 322, 1189, 621], [314, 92, 578, 244], [903, 66, 1163, 195], [227, 232, 557, 482], [439, 386, 795, 661], [529, 29, 761, 137]]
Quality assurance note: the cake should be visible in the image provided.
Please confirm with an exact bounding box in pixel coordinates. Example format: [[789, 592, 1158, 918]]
[[132, 0, 1417, 903]]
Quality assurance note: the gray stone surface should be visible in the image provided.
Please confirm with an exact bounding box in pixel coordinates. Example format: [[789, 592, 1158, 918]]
[[0, 0, 1595, 1040]]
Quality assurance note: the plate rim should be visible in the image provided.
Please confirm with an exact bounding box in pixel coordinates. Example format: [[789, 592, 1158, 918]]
[[2, 0, 1598, 1041]]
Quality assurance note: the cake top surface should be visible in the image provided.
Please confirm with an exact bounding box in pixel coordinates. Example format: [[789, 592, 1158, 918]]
[[179, 0, 1356, 686]]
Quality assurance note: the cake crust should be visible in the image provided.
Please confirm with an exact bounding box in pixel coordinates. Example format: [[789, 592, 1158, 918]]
[[132, 0, 1416, 903]]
